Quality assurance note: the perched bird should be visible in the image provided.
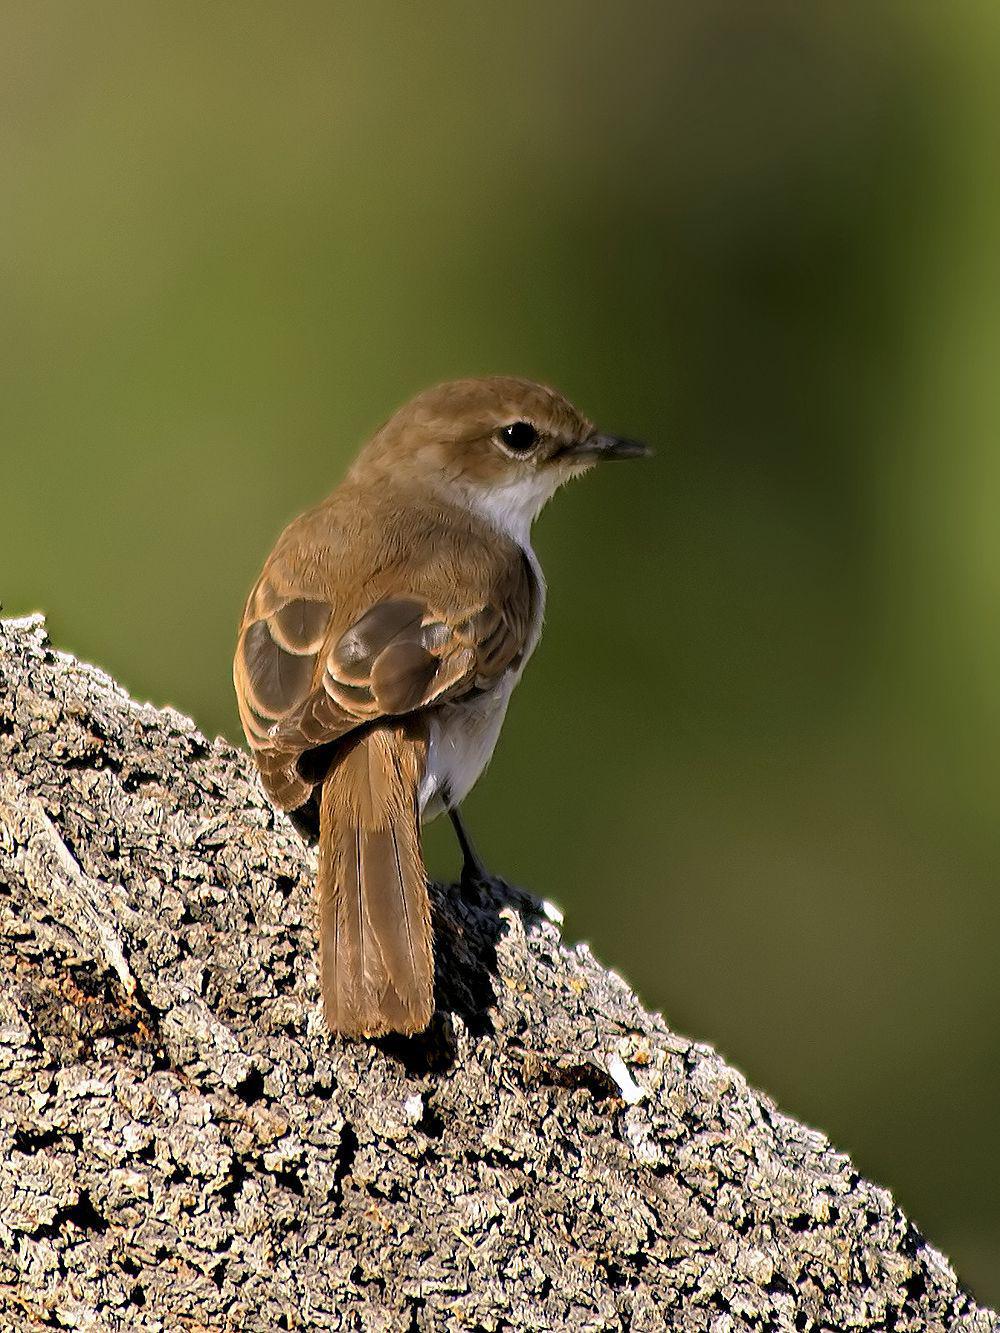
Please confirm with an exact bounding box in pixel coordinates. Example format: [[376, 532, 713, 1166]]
[[234, 377, 649, 1038]]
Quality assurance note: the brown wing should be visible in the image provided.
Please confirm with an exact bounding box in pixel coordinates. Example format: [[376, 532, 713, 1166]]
[[234, 544, 535, 811]]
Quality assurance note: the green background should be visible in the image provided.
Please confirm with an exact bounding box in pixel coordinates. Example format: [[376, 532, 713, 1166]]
[[2, 1, 998, 1302]]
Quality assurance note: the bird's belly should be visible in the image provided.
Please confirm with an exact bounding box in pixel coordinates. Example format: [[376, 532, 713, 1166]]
[[418, 677, 517, 821]]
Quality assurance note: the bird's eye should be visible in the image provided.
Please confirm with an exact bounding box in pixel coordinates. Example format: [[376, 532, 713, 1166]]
[[496, 421, 539, 454]]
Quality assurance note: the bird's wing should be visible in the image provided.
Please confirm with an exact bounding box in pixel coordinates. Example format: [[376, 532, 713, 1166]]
[[234, 539, 537, 810]]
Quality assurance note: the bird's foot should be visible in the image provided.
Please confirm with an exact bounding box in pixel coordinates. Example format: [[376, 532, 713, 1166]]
[[460, 863, 504, 896], [459, 862, 538, 915]]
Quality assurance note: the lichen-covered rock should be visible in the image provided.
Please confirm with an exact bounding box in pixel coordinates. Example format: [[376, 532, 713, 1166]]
[[0, 614, 995, 1332]]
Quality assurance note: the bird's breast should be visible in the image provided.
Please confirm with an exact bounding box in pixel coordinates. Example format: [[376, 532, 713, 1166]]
[[419, 536, 545, 821], [418, 671, 521, 821]]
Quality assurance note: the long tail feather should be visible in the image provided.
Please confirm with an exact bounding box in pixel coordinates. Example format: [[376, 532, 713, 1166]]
[[316, 724, 433, 1037]]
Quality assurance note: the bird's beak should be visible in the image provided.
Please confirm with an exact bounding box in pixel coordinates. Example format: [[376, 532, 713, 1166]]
[[570, 433, 652, 461]]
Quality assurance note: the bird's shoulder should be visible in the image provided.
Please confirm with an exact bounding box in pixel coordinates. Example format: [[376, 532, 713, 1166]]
[[234, 479, 540, 808], [252, 480, 531, 626]]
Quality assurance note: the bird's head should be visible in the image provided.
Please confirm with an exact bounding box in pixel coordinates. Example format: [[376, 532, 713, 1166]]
[[352, 376, 650, 540]]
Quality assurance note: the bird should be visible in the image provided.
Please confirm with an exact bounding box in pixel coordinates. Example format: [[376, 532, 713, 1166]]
[[233, 376, 650, 1038]]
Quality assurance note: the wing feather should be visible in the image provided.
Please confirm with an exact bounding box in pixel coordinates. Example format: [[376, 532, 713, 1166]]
[[234, 536, 536, 811]]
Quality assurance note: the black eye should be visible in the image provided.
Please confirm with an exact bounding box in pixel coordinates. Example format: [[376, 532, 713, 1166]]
[[497, 421, 539, 453]]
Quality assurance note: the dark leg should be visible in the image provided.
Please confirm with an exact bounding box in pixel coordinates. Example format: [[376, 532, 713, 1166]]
[[447, 805, 492, 887], [447, 804, 538, 922]]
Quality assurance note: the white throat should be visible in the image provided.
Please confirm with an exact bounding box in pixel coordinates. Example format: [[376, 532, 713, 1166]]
[[451, 473, 560, 549]]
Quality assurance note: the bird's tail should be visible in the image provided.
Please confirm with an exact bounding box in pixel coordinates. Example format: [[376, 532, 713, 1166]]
[[316, 723, 434, 1037]]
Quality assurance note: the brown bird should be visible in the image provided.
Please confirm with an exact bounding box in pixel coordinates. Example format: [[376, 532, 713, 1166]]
[[233, 376, 649, 1038]]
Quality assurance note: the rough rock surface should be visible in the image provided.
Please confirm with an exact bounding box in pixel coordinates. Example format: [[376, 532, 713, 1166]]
[[0, 613, 995, 1333]]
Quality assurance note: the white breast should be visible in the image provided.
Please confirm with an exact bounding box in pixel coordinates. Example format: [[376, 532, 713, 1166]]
[[419, 561, 544, 821], [418, 476, 548, 821], [419, 676, 518, 820]]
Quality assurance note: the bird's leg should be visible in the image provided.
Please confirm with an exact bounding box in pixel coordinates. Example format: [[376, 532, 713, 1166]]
[[447, 805, 493, 889], [447, 804, 538, 920]]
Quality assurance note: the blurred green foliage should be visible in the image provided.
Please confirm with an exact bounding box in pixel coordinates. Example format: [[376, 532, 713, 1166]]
[[2, 0, 998, 1301]]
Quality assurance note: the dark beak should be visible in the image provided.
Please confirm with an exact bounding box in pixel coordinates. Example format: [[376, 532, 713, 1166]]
[[571, 433, 652, 461]]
